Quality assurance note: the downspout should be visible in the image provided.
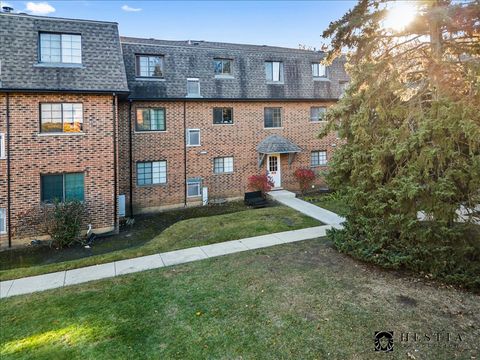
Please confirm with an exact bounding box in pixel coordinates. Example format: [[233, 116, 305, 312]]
[[112, 94, 118, 231], [183, 101, 187, 207], [128, 100, 134, 217], [6, 93, 11, 248]]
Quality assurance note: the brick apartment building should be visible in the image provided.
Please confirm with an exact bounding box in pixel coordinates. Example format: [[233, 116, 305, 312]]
[[0, 12, 348, 248]]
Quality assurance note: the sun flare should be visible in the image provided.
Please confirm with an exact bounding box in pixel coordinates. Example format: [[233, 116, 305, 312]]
[[383, 1, 418, 31]]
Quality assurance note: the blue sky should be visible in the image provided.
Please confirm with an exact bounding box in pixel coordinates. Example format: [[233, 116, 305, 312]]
[[3, 1, 357, 48]]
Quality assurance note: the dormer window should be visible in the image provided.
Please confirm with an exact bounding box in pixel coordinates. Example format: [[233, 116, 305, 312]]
[[214, 58, 232, 76], [136, 55, 164, 78], [265, 61, 284, 83], [312, 63, 327, 78], [186, 78, 201, 97], [39, 33, 81, 64]]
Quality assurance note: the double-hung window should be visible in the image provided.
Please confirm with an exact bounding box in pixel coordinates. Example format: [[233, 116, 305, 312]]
[[311, 151, 327, 167], [265, 61, 284, 83], [137, 161, 167, 186], [40, 103, 83, 133], [0, 208, 6, 234], [214, 59, 232, 76], [0, 133, 5, 159], [213, 108, 233, 124], [264, 108, 282, 128], [213, 157, 234, 174], [39, 33, 81, 64], [136, 55, 164, 78], [136, 108, 166, 131], [41, 173, 85, 203], [186, 129, 201, 146], [310, 107, 327, 122], [312, 63, 327, 78], [187, 178, 202, 197]]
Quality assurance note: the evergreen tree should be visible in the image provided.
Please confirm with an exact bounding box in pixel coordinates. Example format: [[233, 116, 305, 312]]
[[320, 0, 480, 287]]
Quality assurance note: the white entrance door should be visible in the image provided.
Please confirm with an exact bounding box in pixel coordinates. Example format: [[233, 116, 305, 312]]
[[267, 154, 281, 188]]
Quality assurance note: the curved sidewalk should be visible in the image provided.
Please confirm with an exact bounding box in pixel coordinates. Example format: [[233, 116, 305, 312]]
[[0, 223, 343, 299]]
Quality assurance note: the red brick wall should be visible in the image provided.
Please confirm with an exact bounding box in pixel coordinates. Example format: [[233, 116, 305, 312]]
[[118, 100, 338, 213], [0, 93, 116, 248]]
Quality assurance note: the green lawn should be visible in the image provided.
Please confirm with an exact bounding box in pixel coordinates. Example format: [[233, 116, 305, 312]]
[[0, 205, 320, 281], [301, 193, 349, 216], [1, 239, 478, 359]]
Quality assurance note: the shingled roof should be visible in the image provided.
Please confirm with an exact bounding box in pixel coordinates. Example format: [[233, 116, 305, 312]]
[[0, 13, 128, 93], [257, 135, 301, 154], [120, 37, 349, 100]]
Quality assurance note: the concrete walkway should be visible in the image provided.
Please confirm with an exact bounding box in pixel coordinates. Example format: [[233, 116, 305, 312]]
[[0, 224, 342, 299], [268, 190, 345, 225]]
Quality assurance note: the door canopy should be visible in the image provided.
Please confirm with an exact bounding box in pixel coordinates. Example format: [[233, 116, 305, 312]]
[[256, 135, 301, 168], [256, 134, 301, 154]]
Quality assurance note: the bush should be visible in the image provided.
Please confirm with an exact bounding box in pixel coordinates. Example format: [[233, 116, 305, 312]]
[[13, 200, 88, 249], [293, 168, 316, 195], [247, 174, 274, 196]]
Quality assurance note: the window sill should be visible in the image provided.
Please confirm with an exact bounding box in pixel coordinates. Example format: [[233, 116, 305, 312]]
[[310, 120, 328, 124], [264, 127, 284, 130], [213, 123, 234, 126], [185, 95, 203, 98], [136, 183, 167, 188], [37, 132, 85, 136], [313, 77, 330, 82], [134, 130, 167, 134], [187, 195, 202, 198], [266, 81, 284, 85], [187, 144, 201, 147], [34, 63, 84, 69], [213, 172, 234, 175], [0, 157, 6, 160], [215, 75, 235, 79], [135, 77, 166, 82]]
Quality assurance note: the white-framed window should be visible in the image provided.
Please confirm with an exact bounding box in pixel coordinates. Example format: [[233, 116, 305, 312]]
[[214, 58, 233, 76], [264, 107, 282, 128], [137, 161, 167, 186], [310, 107, 327, 122], [186, 129, 201, 146], [265, 61, 284, 83], [311, 151, 327, 167], [187, 78, 201, 97], [136, 55, 164, 78], [136, 108, 166, 131], [0, 133, 5, 159], [0, 208, 6, 234], [187, 178, 202, 197], [312, 63, 327, 78], [39, 33, 82, 64], [214, 156, 234, 174], [40, 103, 83, 133]]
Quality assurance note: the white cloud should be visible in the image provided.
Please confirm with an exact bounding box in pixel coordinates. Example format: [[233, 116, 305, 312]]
[[25, 2, 56, 15], [121, 4, 142, 12]]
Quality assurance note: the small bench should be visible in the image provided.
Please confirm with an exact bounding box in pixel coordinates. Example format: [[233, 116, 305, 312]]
[[244, 191, 268, 208]]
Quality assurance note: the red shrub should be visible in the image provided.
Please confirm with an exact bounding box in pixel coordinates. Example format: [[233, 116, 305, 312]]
[[294, 168, 316, 194], [248, 174, 275, 195]]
